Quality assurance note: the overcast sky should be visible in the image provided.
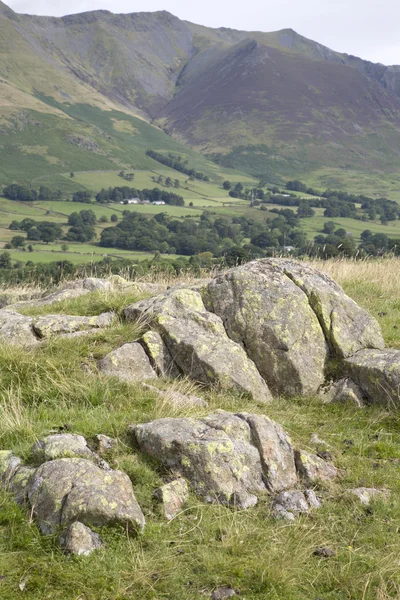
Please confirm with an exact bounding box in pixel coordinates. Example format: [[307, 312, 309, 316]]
[[6, 0, 400, 65]]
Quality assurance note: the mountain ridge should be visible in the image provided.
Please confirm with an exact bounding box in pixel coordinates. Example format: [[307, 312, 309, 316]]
[[2, 1, 400, 191]]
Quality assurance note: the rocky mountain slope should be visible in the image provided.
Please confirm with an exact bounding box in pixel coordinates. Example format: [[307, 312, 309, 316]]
[[3, 1, 400, 188]]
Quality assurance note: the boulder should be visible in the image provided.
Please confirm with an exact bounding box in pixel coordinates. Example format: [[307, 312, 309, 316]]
[[27, 458, 145, 534], [0, 310, 38, 346], [344, 349, 400, 406], [125, 289, 271, 402], [0, 450, 21, 484], [294, 450, 338, 485], [97, 343, 157, 382], [140, 330, 180, 377], [154, 478, 189, 520], [33, 312, 114, 338], [60, 522, 103, 556], [203, 260, 328, 396], [345, 487, 390, 505], [133, 411, 299, 507]]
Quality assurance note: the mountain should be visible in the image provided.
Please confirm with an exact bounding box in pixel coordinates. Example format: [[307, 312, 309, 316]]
[[2, 2, 400, 193]]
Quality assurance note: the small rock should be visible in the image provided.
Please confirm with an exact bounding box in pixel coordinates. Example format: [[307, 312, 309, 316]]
[[60, 522, 103, 556], [211, 586, 237, 599], [313, 547, 335, 558], [319, 378, 365, 407], [154, 478, 189, 520], [271, 490, 310, 520], [95, 434, 117, 455], [32, 434, 95, 463], [295, 450, 337, 485], [304, 489, 322, 509], [97, 343, 157, 382], [228, 491, 258, 510], [346, 487, 390, 505]]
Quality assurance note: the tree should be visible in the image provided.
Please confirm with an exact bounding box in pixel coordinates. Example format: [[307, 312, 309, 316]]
[[223, 181, 231, 190], [11, 235, 25, 248], [70, 172, 75, 178], [323, 221, 336, 234], [61, 243, 69, 252], [72, 191, 92, 204], [27, 245, 33, 252], [0, 251, 11, 269], [110, 214, 118, 223], [99, 215, 109, 223], [297, 202, 315, 218]]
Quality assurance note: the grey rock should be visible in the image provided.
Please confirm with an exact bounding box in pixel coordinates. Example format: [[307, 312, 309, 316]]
[[133, 411, 299, 508], [33, 312, 114, 338], [125, 288, 271, 402], [211, 587, 237, 599], [97, 343, 157, 382], [60, 522, 103, 556], [272, 490, 310, 520], [346, 487, 390, 505], [0, 450, 22, 485], [140, 330, 180, 377], [95, 434, 117, 455], [313, 547, 335, 558], [344, 349, 400, 406], [154, 478, 189, 520], [8, 465, 36, 505], [304, 489, 322, 509], [320, 378, 365, 407], [203, 260, 327, 396], [0, 309, 38, 346], [28, 458, 145, 534], [295, 450, 338, 485]]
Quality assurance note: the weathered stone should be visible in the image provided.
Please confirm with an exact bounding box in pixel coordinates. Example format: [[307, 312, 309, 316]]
[[271, 490, 310, 520], [237, 413, 297, 492], [203, 260, 327, 396], [294, 450, 338, 485], [8, 466, 36, 505], [154, 478, 189, 520], [60, 522, 103, 556], [0, 450, 21, 484], [228, 491, 258, 509], [31, 434, 97, 463], [142, 383, 208, 408], [125, 288, 271, 402], [28, 458, 145, 534], [133, 413, 267, 506], [97, 343, 157, 382], [0, 309, 38, 346], [269, 259, 384, 358], [95, 434, 117, 455], [319, 378, 365, 406], [140, 330, 180, 377], [344, 349, 400, 406], [33, 312, 114, 338], [345, 487, 390, 505], [211, 587, 237, 599], [304, 489, 322, 509]]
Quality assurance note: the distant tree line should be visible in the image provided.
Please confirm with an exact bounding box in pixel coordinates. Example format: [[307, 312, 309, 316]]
[[3, 184, 64, 202], [146, 150, 209, 181], [95, 186, 184, 206]]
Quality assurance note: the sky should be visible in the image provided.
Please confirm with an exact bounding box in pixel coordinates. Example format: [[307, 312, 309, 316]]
[[6, 0, 400, 65]]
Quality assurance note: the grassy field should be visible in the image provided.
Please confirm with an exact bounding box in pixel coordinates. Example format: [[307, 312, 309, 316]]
[[0, 259, 400, 599]]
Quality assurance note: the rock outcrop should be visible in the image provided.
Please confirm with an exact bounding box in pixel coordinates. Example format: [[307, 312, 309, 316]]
[[0, 310, 38, 346], [33, 312, 114, 339], [125, 288, 271, 402]]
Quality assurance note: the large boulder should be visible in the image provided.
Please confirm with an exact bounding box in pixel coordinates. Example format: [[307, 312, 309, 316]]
[[203, 259, 385, 396], [97, 343, 157, 382], [27, 458, 145, 534], [33, 312, 114, 338], [203, 260, 328, 396], [344, 349, 400, 406], [132, 411, 298, 507], [125, 289, 271, 402], [0, 309, 38, 346]]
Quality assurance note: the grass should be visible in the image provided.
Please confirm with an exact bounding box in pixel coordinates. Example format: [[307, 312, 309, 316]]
[[0, 261, 400, 599]]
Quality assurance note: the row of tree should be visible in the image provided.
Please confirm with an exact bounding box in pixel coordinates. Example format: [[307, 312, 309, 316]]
[[95, 186, 185, 206], [146, 150, 209, 181]]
